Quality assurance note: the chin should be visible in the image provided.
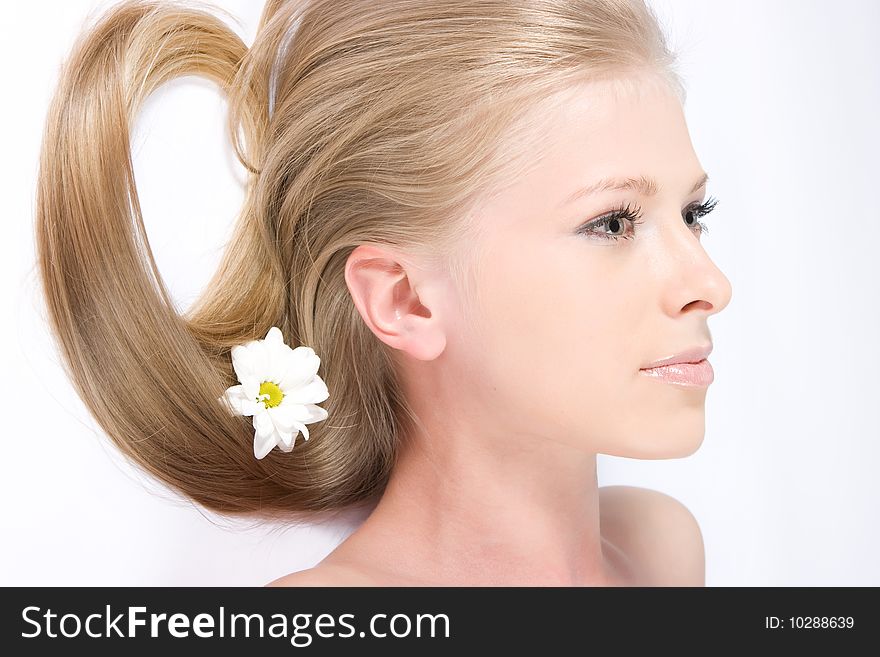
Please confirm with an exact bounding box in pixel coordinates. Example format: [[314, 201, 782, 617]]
[[664, 432, 706, 458], [601, 417, 707, 459]]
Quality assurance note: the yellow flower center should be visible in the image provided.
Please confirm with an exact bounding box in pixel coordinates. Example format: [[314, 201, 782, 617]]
[[257, 381, 284, 408]]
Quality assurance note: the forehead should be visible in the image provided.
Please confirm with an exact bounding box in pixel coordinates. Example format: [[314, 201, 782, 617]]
[[462, 73, 701, 243], [527, 75, 696, 184]]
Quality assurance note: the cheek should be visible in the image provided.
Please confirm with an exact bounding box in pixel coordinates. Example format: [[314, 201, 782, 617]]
[[470, 240, 643, 439], [452, 234, 707, 457]]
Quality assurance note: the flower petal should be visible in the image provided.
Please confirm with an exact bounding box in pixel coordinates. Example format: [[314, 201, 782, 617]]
[[265, 338, 291, 385], [274, 402, 328, 425], [252, 411, 281, 459], [277, 347, 320, 391], [230, 344, 255, 384], [304, 404, 329, 423], [244, 338, 271, 382], [242, 376, 260, 402], [276, 427, 299, 451], [221, 384, 261, 416], [265, 326, 284, 345], [253, 409, 275, 439], [283, 376, 330, 405], [253, 428, 279, 459], [218, 385, 244, 414], [297, 420, 310, 441], [270, 403, 324, 432], [243, 399, 263, 416], [268, 404, 298, 434]]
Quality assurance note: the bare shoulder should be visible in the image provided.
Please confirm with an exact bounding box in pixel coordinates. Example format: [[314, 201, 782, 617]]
[[265, 562, 377, 587], [599, 485, 705, 586]]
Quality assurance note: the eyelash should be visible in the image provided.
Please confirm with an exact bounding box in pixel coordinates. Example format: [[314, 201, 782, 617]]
[[578, 196, 719, 242]]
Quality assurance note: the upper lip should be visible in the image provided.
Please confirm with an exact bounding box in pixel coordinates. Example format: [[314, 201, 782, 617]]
[[641, 344, 713, 369]]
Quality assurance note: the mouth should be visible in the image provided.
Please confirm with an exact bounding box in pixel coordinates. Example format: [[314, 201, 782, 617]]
[[641, 343, 713, 369], [639, 359, 714, 387]]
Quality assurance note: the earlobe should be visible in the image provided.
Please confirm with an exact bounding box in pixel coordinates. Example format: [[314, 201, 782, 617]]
[[344, 244, 446, 361]]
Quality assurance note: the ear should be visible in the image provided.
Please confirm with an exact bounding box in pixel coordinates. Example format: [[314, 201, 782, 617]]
[[344, 244, 447, 361]]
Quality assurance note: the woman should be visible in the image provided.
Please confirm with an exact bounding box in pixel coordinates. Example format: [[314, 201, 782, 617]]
[[35, 0, 731, 586]]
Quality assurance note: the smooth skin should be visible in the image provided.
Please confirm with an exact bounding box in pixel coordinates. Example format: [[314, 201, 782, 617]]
[[269, 72, 731, 586]]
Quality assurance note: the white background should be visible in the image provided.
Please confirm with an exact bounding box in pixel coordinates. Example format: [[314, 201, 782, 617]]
[[2, 0, 878, 586]]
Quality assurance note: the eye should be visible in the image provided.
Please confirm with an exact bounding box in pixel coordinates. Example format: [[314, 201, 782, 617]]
[[576, 201, 644, 242], [683, 196, 719, 235], [576, 195, 720, 242]]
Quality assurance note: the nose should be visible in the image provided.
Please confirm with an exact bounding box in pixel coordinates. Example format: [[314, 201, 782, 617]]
[[659, 220, 733, 318]]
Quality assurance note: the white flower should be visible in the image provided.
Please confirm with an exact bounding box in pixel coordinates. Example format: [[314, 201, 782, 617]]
[[218, 326, 330, 459]]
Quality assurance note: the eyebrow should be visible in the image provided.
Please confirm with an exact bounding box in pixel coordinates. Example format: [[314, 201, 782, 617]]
[[560, 172, 709, 207]]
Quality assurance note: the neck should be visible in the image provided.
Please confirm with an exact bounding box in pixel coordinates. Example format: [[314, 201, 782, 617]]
[[326, 408, 622, 585]]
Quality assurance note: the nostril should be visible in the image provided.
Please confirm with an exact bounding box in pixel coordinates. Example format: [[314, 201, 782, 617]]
[[683, 299, 712, 312]]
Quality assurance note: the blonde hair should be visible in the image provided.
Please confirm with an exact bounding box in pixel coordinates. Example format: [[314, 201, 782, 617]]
[[35, 0, 683, 520]]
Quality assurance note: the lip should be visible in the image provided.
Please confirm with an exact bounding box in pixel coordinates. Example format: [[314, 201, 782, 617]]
[[639, 359, 714, 386], [640, 344, 713, 369], [639, 344, 714, 387]]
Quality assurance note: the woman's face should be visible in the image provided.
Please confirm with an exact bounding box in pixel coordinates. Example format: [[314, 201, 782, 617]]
[[447, 75, 732, 458]]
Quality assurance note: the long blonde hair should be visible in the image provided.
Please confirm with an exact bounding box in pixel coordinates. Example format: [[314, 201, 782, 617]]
[[35, 0, 683, 520]]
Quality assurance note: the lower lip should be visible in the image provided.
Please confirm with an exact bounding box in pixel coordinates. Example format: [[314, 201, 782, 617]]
[[639, 359, 714, 387]]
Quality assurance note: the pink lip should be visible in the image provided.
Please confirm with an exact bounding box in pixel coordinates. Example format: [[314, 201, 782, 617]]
[[639, 344, 714, 387], [641, 344, 713, 369], [639, 359, 714, 386]]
